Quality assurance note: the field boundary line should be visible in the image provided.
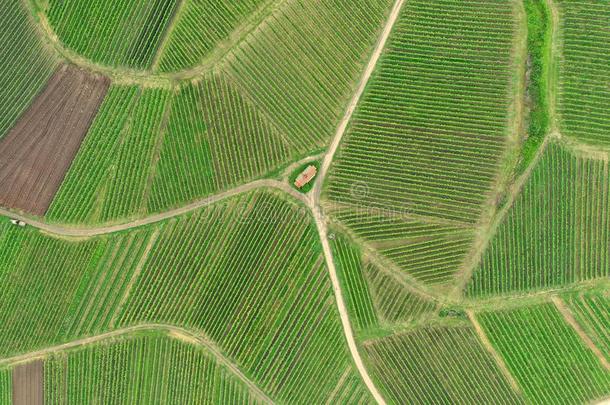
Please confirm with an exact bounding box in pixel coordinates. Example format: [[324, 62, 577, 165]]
[[450, 133, 555, 296], [150, 0, 188, 71], [551, 296, 610, 371], [0, 323, 274, 404], [466, 310, 523, 395]]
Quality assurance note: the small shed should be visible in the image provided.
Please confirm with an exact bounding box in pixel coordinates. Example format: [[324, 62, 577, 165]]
[[294, 165, 317, 188]]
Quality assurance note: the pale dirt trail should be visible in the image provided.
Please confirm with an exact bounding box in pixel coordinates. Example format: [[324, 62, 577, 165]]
[[0, 179, 308, 237], [551, 296, 610, 371], [0, 324, 274, 404], [314, 0, 404, 204], [312, 1, 406, 403]]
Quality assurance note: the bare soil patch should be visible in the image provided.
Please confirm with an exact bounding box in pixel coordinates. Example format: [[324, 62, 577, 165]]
[[0, 64, 109, 215], [12, 360, 43, 405]]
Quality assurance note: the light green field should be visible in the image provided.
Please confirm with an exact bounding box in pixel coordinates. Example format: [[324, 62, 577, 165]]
[[44, 332, 262, 404], [363, 325, 523, 404], [477, 303, 610, 404], [468, 141, 610, 297], [0, 1, 57, 139]]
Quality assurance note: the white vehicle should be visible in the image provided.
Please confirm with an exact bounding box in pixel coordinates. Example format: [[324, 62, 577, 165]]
[[10, 219, 26, 227]]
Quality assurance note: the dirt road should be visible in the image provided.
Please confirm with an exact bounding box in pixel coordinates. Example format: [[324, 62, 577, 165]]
[[0, 179, 308, 237], [311, 1, 406, 403], [0, 323, 274, 404]]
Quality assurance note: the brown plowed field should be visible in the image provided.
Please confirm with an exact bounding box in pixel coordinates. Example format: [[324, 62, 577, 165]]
[[12, 360, 43, 405], [0, 64, 109, 215]]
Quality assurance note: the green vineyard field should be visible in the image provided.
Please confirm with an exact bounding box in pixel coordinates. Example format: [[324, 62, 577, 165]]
[[44, 332, 261, 404], [0, 1, 57, 139], [556, 0, 610, 145], [468, 141, 610, 296], [0, 0, 609, 403], [331, 234, 379, 332], [46, 0, 179, 69], [157, 0, 267, 72], [324, 0, 519, 286], [563, 290, 610, 363], [363, 325, 522, 404], [477, 303, 610, 404]]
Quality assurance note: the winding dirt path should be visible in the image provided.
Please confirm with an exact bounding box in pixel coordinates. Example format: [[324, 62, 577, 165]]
[[0, 324, 274, 404], [0, 179, 308, 237]]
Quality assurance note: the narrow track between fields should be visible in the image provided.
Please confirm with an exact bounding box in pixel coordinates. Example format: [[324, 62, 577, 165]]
[[0, 179, 309, 237]]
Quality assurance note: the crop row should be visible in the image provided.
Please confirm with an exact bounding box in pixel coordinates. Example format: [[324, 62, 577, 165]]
[[157, 0, 266, 72], [0, 1, 57, 139], [477, 303, 610, 404], [363, 325, 521, 404], [44, 332, 261, 404], [46, 0, 179, 69], [563, 291, 610, 363], [115, 191, 370, 404], [0, 369, 9, 405], [556, 0, 610, 146], [468, 141, 610, 296]]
